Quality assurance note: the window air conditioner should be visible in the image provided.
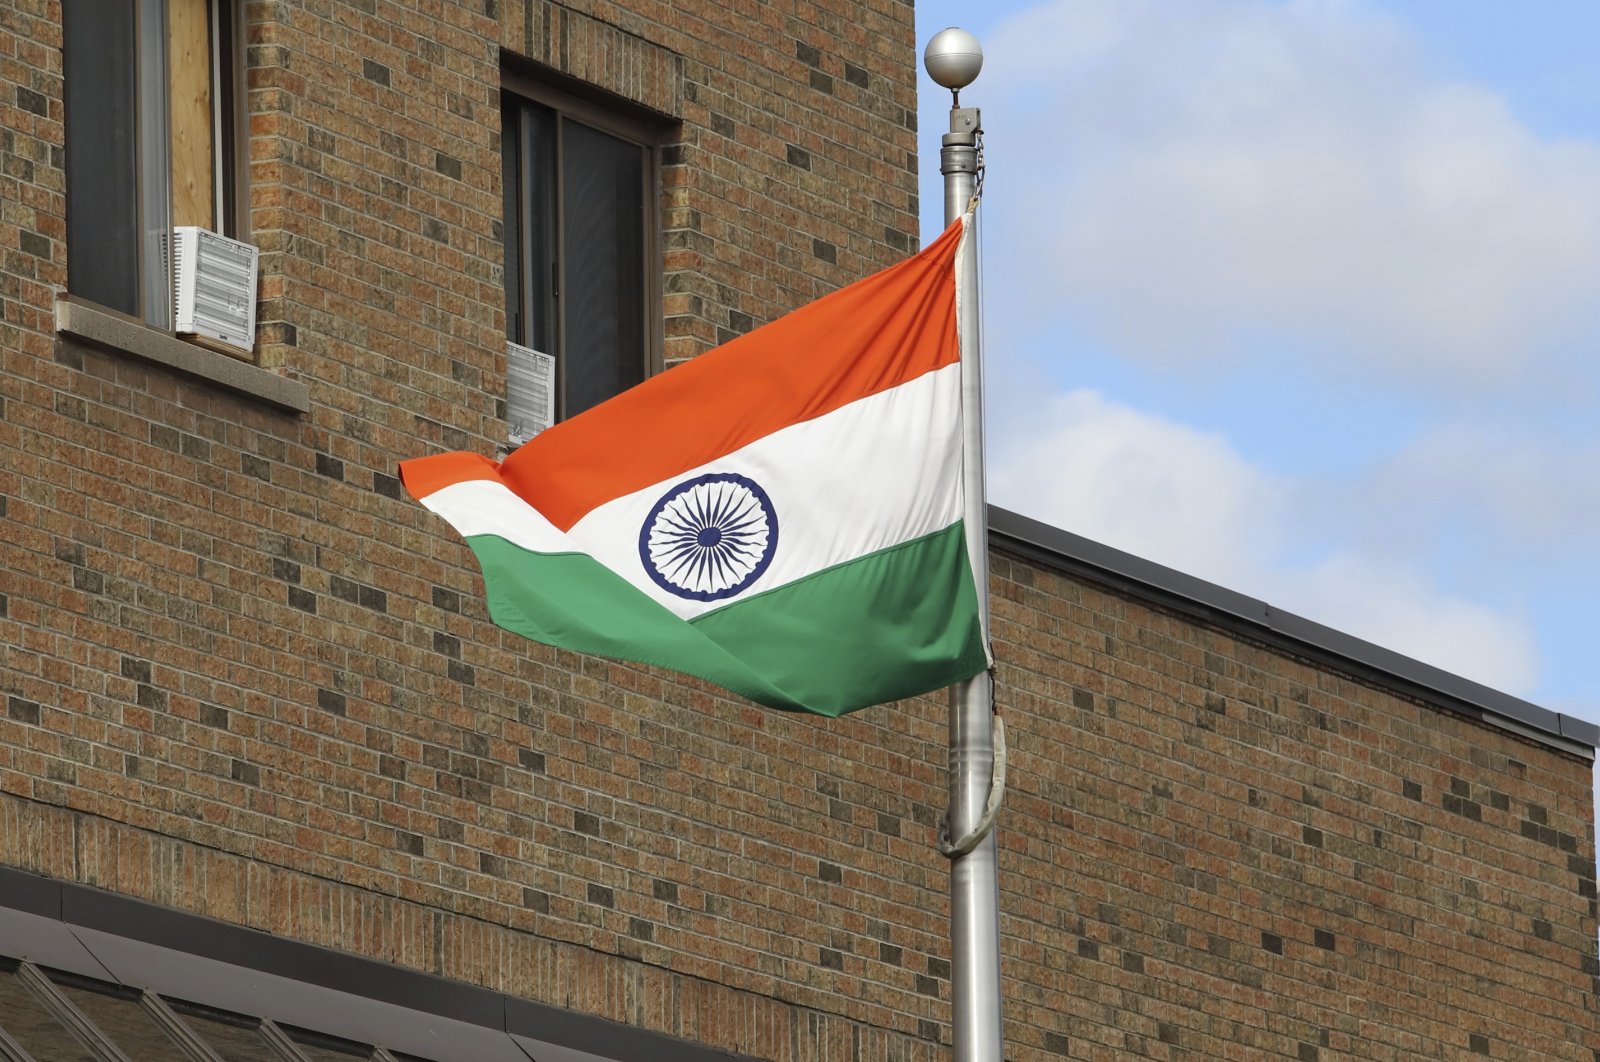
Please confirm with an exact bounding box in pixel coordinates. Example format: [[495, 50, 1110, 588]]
[[171, 226, 259, 350], [506, 341, 556, 445]]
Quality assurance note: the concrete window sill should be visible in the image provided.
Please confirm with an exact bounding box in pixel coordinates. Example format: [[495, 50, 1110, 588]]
[[54, 297, 310, 414]]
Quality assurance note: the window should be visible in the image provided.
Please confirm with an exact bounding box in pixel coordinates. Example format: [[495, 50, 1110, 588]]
[[62, 0, 245, 326], [501, 77, 661, 430]]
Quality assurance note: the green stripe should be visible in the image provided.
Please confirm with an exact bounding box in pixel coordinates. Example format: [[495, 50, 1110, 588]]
[[464, 523, 986, 717]]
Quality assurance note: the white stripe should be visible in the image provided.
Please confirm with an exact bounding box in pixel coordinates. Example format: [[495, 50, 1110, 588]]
[[421, 363, 964, 621], [571, 361, 963, 618], [418, 479, 568, 551]]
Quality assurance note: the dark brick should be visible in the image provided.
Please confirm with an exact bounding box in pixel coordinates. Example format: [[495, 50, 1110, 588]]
[[16, 86, 47, 115], [8, 697, 41, 724], [587, 884, 613, 907], [362, 59, 390, 85]]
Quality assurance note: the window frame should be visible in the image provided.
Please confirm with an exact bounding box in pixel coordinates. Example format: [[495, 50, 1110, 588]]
[[62, 0, 249, 330], [500, 68, 665, 424]]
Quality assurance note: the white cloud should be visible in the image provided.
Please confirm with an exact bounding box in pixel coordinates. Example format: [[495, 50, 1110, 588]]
[[990, 390, 1541, 694], [1366, 425, 1600, 548], [979, 0, 1600, 386]]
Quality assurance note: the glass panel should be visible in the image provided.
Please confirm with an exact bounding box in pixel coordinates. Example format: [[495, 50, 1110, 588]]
[[168, 1002, 286, 1062], [62, 0, 141, 316], [561, 118, 645, 418], [53, 978, 187, 1062], [0, 967, 98, 1062], [504, 96, 557, 354], [286, 1026, 371, 1060]]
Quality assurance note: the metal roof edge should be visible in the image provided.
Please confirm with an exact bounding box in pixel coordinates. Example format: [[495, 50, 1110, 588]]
[[988, 505, 1598, 759]]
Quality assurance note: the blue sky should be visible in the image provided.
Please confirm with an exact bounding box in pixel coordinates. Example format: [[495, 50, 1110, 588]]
[[913, 0, 1599, 724]]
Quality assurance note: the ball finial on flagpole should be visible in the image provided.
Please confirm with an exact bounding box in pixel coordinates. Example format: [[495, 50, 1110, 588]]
[[924, 27, 983, 103]]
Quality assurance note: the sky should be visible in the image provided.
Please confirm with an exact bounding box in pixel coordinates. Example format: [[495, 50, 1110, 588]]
[[912, 0, 1600, 727]]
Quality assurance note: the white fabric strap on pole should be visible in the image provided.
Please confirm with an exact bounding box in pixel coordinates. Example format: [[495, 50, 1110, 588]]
[[938, 678, 1006, 859]]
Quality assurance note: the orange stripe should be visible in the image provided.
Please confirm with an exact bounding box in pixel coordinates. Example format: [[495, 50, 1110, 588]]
[[399, 451, 501, 501], [500, 217, 965, 530]]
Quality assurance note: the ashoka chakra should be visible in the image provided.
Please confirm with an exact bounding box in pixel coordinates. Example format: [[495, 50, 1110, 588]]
[[638, 473, 778, 602]]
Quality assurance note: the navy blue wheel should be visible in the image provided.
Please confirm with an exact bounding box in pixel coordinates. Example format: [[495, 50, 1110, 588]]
[[639, 473, 778, 602]]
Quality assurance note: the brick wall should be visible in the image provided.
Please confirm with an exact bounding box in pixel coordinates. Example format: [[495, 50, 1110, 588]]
[[2, 0, 1596, 1059]]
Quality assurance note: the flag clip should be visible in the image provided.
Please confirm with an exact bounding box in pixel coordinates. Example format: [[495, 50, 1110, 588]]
[[936, 700, 1006, 859]]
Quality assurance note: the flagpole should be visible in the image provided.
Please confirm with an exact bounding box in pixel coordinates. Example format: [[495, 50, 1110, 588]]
[[925, 28, 1004, 1062]]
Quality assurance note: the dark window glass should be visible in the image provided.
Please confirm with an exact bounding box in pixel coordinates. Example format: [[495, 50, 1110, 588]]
[[0, 966, 98, 1062], [562, 119, 645, 417], [167, 1002, 287, 1062], [286, 1026, 371, 1060], [503, 90, 651, 421], [503, 97, 557, 355], [62, 0, 140, 316], [53, 978, 189, 1062]]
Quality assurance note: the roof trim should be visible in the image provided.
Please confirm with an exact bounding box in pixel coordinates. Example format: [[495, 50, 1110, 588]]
[[0, 866, 760, 1062], [989, 506, 1597, 759]]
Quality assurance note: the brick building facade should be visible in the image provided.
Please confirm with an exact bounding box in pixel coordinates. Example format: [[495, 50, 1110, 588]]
[[2, 0, 1597, 1059]]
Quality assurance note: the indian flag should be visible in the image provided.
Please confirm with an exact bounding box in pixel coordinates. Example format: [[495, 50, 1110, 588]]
[[401, 216, 988, 717]]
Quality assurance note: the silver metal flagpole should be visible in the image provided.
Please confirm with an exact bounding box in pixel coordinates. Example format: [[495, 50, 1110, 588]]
[[925, 28, 1004, 1062]]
